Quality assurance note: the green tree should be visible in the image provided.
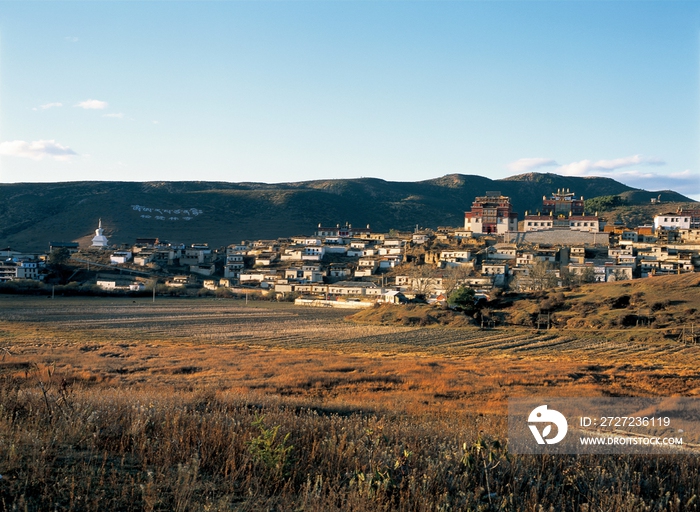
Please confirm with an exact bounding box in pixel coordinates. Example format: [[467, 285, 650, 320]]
[[46, 248, 73, 284], [448, 286, 475, 309], [47, 248, 70, 267], [584, 195, 627, 212]]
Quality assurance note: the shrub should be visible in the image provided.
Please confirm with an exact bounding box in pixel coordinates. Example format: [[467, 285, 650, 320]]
[[631, 291, 645, 305], [248, 414, 294, 477], [539, 292, 566, 313], [508, 310, 534, 327], [606, 295, 631, 309], [579, 301, 599, 315], [584, 194, 627, 211], [651, 300, 670, 312], [214, 287, 234, 298], [616, 314, 639, 327]]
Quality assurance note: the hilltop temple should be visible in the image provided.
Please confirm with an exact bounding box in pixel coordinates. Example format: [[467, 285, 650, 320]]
[[91, 219, 109, 248], [463, 191, 519, 234]]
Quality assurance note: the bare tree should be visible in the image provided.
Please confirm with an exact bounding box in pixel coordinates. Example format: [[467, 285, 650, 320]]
[[612, 269, 629, 282], [406, 264, 442, 296], [527, 261, 558, 291], [581, 266, 596, 284], [511, 272, 531, 292], [442, 265, 473, 296]]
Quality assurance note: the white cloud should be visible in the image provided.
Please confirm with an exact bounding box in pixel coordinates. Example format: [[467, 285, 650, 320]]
[[592, 155, 665, 170], [75, 99, 108, 110], [0, 140, 78, 161], [520, 153, 697, 197], [103, 113, 124, 119], [507, 158, 558, 173], [32, 102, 63, 111], [611, 169, 700, 197], [65, 36, 79, 43], [558, 155, 666, 176], [557, 159, 595, 176]]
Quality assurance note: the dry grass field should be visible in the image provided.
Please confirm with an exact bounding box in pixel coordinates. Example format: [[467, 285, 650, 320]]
[[1, 292, 700, 510]]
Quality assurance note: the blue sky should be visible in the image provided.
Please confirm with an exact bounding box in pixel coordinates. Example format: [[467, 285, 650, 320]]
[[0, 1, 698, 199]]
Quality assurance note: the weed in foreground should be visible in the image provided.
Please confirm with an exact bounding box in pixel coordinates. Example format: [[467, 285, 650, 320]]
[[0, 377, 699, 511]]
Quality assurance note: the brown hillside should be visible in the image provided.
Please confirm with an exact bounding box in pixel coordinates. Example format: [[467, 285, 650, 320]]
[[348, 273, 700, 338]]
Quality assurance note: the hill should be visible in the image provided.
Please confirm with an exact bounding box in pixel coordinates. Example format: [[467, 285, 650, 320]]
[[0, 173, 694, 251], [504, 272, 700, 334], [348, 273, 700, 338]]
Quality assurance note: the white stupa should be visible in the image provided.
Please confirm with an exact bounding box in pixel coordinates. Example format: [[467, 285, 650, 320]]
[[91, 218, 109, 248]]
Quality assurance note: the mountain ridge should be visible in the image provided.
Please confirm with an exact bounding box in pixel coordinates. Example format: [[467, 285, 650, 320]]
[[0, 173, 694, 251]]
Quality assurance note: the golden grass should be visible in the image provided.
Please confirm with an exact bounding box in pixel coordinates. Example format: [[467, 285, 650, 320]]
[[555, 273, 700, 330], [2, 295, 700, 413], [2, 295, 700, 509]]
